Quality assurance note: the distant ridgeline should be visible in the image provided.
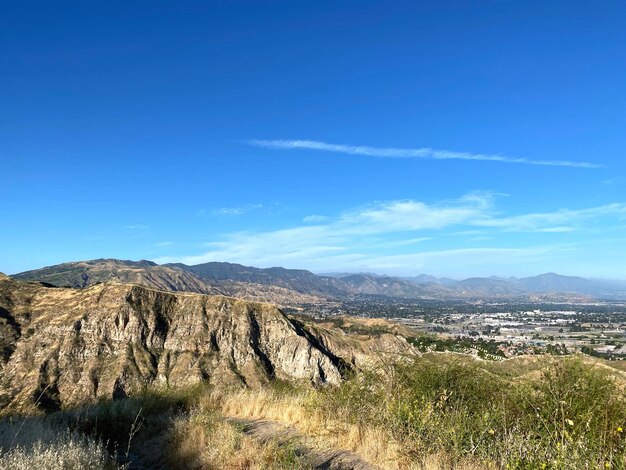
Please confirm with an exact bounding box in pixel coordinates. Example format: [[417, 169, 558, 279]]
[[12, 258, 626, 301]]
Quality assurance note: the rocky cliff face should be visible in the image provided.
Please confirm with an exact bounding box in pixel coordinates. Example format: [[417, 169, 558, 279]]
[[0, 278, 348, 413], [297, 316, 418, 371]]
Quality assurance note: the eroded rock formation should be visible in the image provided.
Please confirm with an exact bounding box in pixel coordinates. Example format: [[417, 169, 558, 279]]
[[0, 278, 347, 413]]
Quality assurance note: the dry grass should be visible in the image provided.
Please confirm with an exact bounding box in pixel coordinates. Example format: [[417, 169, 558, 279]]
[[0, 418, 115, 469], [200, 387, 486, 470], [210, 388, 402, 467], [0, 438, 114, 470], [166, 410, 305, 469]]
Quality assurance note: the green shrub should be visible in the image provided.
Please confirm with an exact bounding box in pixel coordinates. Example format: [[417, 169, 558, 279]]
[[514, 360, 626, 468], [310, 357, 626, 469], [309, 370, 387, 427], [388, 360, 513, 460]]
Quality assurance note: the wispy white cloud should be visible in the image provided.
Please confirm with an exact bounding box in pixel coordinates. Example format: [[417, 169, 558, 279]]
[[249, 139, 603, 169], [379, 237, 434, 248], [123, 224, 148, 231], [349, 246, 568, 273], [211, 203, 264, 216], [475, 203, 626, 232], [157, 194, 490, 268], [303, 214, 331, 224], [156, 193, 626, 274]]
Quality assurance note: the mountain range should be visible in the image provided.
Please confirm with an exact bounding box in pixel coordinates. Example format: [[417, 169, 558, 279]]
[[11, 259, 626, 301]]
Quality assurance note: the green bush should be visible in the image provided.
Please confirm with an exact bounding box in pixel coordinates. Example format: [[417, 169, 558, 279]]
[[514, 360, 626, 468], [311, 357, 626, 469]]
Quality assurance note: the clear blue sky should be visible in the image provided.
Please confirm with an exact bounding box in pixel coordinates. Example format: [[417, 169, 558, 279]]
[[2, 1, 626, 278]]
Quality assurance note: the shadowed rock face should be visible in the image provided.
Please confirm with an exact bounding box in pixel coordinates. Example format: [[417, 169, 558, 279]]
[[0, 278, 346, 413]]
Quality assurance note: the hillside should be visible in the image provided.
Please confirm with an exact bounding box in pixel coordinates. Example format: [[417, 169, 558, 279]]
[[14, 259, 434, 300], [0, 277, 352, 413], [169, 261, 442, 298], [166, 261, 347, 296], [1, 275, 625, 469], [13, 259, 219, 295], [453, 277, 527, 296], [166, 261, 626, 298], [0, 277, 415, 414], [420, 273, 626, 297], [516, 272, 622, 295]]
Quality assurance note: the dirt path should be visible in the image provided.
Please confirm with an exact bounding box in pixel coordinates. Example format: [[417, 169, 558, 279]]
[[228, 417, 379, 470]]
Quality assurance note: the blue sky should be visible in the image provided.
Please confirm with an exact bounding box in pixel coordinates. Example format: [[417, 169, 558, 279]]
[[2, 1, 626, 278]]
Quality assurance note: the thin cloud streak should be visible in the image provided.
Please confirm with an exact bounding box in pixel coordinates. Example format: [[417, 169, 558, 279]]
[[155, 193, 626, 274], [212, 203, 263, 216], [249, 139, 603, 169], [475, 203, 626, 231]]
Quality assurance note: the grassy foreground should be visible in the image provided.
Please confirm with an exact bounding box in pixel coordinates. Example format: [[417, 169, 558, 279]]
[[0, 355, 624, 469]]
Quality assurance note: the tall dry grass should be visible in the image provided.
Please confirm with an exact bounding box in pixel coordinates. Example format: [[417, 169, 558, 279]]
[[0, 418, 115, 469], [166, 410, 306, 469], [198, 384, 487, 469]]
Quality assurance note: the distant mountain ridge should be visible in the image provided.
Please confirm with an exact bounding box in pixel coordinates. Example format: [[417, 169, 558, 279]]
[[13, 258, 219, 294], [12, 259, 626, 300], [410, 271, 626, 297], [166, 262, 435, 298], [165, 261, 346, 296], [12, 259, 325, 306]]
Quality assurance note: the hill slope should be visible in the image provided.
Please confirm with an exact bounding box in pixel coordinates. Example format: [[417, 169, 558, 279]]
[[166, 261, 346, 296], [12, 259, 329, 306], [0, 277, 351, 413], [169, 261, 433, 298], [516, 272, 621, 295], [13, 259, 219, 294]]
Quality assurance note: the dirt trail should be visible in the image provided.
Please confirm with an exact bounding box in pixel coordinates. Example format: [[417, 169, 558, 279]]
[[228, 417, 379, 470]]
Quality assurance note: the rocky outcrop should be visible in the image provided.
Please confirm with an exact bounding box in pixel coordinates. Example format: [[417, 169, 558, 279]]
[[0, 278, 347, 413], [295, 317, 417, 371]]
